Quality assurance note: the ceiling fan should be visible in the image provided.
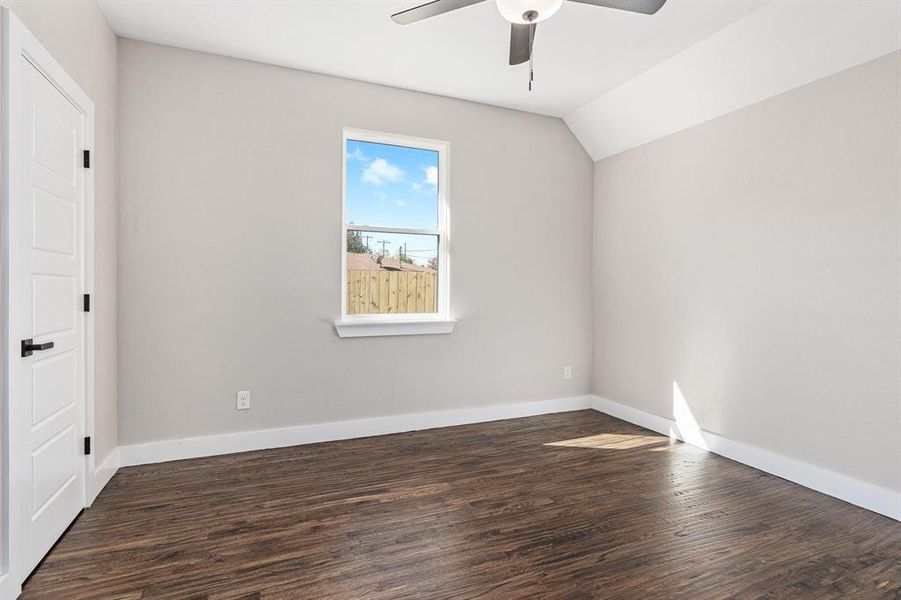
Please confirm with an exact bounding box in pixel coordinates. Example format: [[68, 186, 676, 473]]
[[391, 0, 667, 90]]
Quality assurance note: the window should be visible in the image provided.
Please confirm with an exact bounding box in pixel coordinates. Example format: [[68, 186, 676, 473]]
[[336, 129, 453, 338]]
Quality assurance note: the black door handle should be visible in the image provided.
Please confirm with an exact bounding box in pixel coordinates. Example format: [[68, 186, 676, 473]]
[[21, 339, 54, 357]]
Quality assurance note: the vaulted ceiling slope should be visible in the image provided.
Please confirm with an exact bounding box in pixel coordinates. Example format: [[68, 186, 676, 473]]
[[566, 0, 901, 160], [98, 0, 900, 161]]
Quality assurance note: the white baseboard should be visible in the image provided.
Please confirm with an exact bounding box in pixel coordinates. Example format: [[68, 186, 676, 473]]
[[0, 572, 19, 600], [119, 395, 595, 467], [591, 395, 901, 522], [89, 447, 120, 505]]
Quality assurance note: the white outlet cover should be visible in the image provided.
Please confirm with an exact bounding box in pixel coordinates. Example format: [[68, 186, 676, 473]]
[[236, 390, 251, 410], [563, 366, 573, 380]]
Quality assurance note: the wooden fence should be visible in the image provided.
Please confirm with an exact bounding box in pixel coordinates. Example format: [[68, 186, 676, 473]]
[[347, 270, 437, 314]]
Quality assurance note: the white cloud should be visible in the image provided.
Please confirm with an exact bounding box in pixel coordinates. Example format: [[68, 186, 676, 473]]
[[347, 146, 368, 162], [396, 199, 407, 207], [424, 166, 438, 187], [411, 182, 423, 192], [363, 158, 404, 185]]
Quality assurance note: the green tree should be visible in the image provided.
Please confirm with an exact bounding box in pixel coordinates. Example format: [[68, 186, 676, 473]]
[[346, 231, 369, 254]]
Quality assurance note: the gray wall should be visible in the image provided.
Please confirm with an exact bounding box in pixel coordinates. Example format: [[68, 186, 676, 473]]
[[2, 0, 119, 471], [592, 52, 900, 492], [117, 40, 594, 445]]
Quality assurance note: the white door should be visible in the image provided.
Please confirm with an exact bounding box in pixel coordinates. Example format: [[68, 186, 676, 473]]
[[6, 15, 92, 581]]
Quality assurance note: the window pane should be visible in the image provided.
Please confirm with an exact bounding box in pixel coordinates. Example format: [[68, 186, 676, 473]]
[[346, 231, 439, 315], [345, 139, 438, 230]]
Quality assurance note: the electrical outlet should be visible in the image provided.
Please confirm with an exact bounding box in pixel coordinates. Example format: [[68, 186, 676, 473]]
[[563, 366, 572, 381], [236, 390, 251, 410]]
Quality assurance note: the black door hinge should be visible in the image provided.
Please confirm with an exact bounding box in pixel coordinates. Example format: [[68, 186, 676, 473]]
[[83, 293, 91, 312], [83, 150, 91, 168], [84, 437, 91, 455]]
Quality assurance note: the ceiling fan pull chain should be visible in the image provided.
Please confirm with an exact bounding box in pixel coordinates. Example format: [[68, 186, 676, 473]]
[[528, 21, 535, 91], [529, 56, 533, 91]]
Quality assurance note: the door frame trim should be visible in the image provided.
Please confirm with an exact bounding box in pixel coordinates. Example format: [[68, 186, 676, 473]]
[[1, 8, 95, 595]]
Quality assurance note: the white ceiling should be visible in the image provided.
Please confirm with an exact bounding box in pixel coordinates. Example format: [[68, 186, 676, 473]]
[[97, 0, 766, 117]]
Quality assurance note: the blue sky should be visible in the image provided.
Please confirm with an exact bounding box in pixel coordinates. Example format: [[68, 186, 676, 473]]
[[345, 139, 439, 265], [346, 139, 438, 230]]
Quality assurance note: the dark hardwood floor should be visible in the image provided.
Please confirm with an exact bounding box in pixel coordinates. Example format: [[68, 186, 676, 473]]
[[21, 410, 901, 599]]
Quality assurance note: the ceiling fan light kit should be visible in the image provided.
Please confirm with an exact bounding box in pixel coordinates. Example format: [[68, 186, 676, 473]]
[[391, 0, 667, 90], [495, 0, 563, 24]]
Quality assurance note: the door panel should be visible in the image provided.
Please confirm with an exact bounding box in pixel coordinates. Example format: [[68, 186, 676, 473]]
[[33, 187, 76, 255], [32, 351, 77, 426], [31, 426, 78, 513], [32, 98, 78, 183], [31, 275, 77, 336]]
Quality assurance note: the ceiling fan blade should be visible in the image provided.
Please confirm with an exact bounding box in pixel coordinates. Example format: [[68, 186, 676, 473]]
[[391, 0, 486, 24], [568, 0, 667, 15], [509, 22, 536, 66]]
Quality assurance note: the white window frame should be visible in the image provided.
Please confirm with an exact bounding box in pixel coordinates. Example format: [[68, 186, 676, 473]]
[[335, 128, 454, 338]]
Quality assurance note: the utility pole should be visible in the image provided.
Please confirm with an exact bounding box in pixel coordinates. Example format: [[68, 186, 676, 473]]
[[378, 239, 389, 258], [363, 234, 373, 254]]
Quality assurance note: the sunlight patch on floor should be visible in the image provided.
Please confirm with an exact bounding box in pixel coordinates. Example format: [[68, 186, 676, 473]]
[[545, 432, 668, 450]]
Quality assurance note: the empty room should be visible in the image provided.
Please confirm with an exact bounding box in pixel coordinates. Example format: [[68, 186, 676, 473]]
[[0, 0, 899, 597]]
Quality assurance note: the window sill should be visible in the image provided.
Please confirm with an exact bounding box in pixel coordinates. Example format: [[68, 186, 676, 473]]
[[334, 319, 456, 338]]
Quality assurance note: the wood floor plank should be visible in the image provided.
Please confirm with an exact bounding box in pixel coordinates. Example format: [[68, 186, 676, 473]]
[[20, 411, 901, 599]]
